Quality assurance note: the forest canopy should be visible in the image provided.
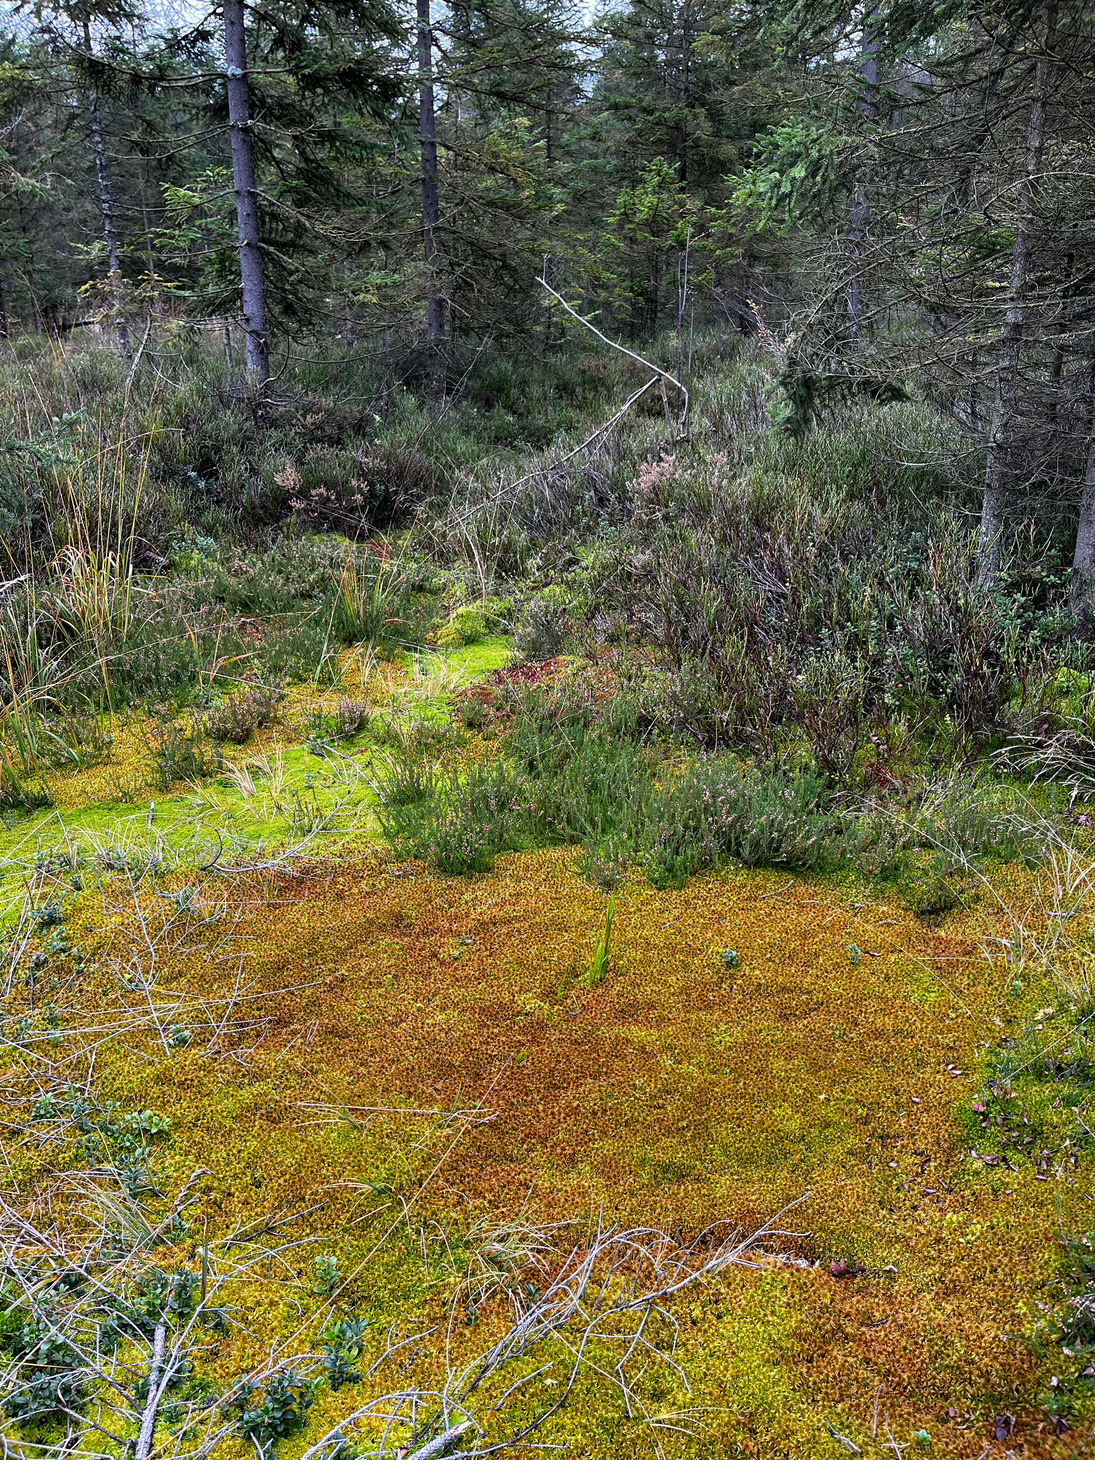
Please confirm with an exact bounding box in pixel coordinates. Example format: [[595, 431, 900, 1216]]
[[0, 0, 1093, 609]]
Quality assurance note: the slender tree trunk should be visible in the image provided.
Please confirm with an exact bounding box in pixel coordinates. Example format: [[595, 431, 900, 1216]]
[[1072, 434, 1095, 632], [1071, 355, 1095, 630], [417, 0, 444, 340], [138, 175, 160, 310], [224, 0, 270, 384], [846, 9, 879, 337], [1046, 243, 1076, 425], [83, 20, 130, 360], [17, 207, 41, 334], [977, 1, 1056, 588], [677, 0, 692, 184]]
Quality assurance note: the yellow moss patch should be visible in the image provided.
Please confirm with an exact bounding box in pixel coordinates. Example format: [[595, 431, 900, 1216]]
[[68, 847, 1088, 1457]]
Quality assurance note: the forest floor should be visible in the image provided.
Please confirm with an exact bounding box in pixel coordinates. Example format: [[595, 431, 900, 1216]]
[[5, 633, 1093, 1460]]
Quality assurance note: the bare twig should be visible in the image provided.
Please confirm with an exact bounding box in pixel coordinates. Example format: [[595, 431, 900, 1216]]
[[406, 1421, 477, 1460], [538, 273, 689, 432], [135, 1320, 167, 1460], [444, 374, 659, 535]]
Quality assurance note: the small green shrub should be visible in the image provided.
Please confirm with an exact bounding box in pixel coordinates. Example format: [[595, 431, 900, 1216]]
[[455, 695, 489, 731], [371, 713, 459, 754], [575, 836, 632, 891], [205, 685, 283, 744], [1, 1315, 84, 1422], [529, 736, 653, 849], [304, 697, 370, 748], [260, 617, 340, 684], [378, 750, 436, 806], [235, 1370, 316, 1459], [144, 710, 223, 790], [171, 534, 219, 574], [322, 1317, 368, 1390], [378, 759, 521, 874], [515, 592, 569, 660], [313, 1253, 340, 1296], [640, 759, 841, 889]]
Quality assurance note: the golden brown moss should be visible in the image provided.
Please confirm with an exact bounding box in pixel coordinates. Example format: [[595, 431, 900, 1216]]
[[65, 846, 1090, 1457]]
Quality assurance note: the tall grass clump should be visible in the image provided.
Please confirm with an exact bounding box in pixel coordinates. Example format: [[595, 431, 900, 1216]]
[[330, 558, 410, 646], [0, 531, 427, 785]]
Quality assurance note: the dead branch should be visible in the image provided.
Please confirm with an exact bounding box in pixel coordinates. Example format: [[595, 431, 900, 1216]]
[[538, 273, 689, 433]]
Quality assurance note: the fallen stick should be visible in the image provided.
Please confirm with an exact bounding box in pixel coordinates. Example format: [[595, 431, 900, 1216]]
[[538, 272, 689, 433], [445, 373, 659, 533]]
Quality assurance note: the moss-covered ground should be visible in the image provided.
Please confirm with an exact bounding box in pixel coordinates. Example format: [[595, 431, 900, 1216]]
[[0, 639, 512, 901], [74, 851, 1083, 1456], [3, 640, 1092, 1459]]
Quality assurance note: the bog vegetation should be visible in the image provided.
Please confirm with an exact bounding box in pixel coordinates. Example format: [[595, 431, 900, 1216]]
[[2, 0, 1095, 1455]]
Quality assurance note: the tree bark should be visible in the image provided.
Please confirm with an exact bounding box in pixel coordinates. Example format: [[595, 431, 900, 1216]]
[[1072, 431, 1095, 632], [83, 20, 130, 359], [846, 10, 879, 337], [1071, 353, 1095, 630], [676, 0, 692, 184], [417, 0, 444, 340], [977, 0, 1056, 588], [224, 0, 270, 384]]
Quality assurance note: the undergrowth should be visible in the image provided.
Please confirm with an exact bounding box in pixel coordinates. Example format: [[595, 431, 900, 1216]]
[[377, 678, 1044, 888]]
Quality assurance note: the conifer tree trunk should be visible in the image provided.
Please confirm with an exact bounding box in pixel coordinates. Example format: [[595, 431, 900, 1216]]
[[1072, 439, 1095, 631], [846, 10, 879, 336], [676, 0, 692, 184], [1071, 355, 1095, 630], [977, 1, 1056, 587], [224, 0, 270, 384], [417, 0, 445, 339], [83, 19, 130, 360]]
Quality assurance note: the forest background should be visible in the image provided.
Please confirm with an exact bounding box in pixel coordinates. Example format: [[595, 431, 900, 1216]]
[[1, 0, 1094, 615]]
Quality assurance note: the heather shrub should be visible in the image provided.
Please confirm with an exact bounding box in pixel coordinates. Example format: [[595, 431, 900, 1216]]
[[205, 685, 283, 744], [640, 759, 842, 889], [377, 759, 523, 873], [304, 698, 370, 748], [514, 591, 569, 660], [143, 709, 223, 789]]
